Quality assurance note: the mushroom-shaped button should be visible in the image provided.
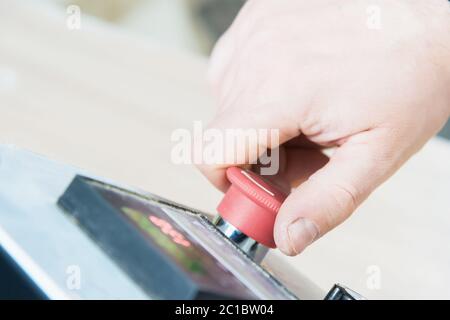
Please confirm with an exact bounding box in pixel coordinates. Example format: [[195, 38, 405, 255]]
[[217, 167, 288, 248]]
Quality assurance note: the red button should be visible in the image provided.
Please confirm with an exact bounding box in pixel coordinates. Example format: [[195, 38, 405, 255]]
[[217, 167, 288, 248]]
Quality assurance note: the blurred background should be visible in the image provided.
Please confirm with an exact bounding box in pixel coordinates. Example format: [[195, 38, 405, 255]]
[[40, 0, 450, 138], [53, 0, 244, 55]]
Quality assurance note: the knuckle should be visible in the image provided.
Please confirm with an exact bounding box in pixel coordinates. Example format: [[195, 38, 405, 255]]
[[322, 182, 359, 230], [330, 182, 359, 214]]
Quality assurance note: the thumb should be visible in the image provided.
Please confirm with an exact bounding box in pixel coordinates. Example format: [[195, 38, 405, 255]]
[[274, 130, 400, 256]]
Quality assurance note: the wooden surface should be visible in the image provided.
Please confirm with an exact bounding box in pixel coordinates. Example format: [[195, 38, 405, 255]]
[[1, 1, 450, 299]]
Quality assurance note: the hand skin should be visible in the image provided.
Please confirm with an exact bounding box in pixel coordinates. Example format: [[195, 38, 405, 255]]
[[198, 0, 450, 256]]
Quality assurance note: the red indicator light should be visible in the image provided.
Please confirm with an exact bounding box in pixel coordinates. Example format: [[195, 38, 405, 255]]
[[148, 215, 191, 248]]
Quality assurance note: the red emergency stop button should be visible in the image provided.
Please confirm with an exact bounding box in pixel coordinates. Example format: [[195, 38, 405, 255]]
[[217, 167, 288, 248]]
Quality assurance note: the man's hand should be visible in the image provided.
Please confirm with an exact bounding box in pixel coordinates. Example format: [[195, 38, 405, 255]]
[[198, 0, 450, 255]]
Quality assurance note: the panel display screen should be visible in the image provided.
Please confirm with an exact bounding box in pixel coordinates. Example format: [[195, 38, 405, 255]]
[[93, 182, 255, 298], [58, 176, 258, 299], [58, 176, 296, 300]]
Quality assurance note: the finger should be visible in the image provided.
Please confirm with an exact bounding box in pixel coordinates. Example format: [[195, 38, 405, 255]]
[[208, 30, 235, 94], [274, 129, 399, 256], [197, 105, 301, 192], [284, 134, 328, 149], [255, 146, 329, 193]]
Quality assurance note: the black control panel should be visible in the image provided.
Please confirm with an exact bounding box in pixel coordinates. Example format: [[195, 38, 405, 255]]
[[58, 176, 297, 300]]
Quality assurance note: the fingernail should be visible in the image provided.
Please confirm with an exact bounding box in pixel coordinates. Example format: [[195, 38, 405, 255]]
[[287, 218, 319, 255]]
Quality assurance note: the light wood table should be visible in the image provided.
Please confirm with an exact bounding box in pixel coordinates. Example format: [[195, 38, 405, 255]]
[[1, 0, 450, 299]]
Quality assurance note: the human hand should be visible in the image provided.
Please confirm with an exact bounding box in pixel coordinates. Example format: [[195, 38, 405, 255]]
[[199, 0, 450, 255]]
